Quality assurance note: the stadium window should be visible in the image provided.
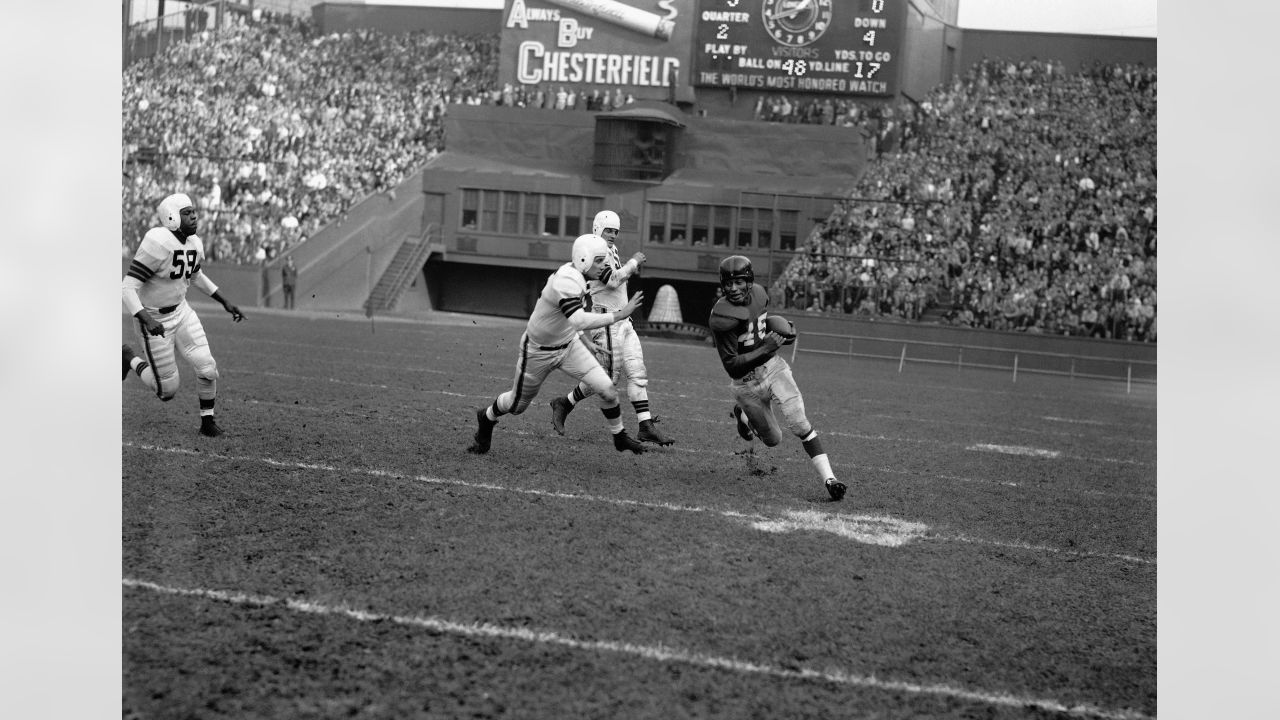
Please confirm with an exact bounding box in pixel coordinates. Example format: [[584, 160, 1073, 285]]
[[481, 190, 499, 232], [585, 197, 603, 228], [737, 207, 755, 248], [563, 196, 583, 237], [461, 189, 479, 229], [521, 192, 540, 236], [757, 209, 774, 249], [691, 205, 710, 246], [502, 192, 518, 234], [648, 202, 667, 244], [713, 205, 733, 247], [778, 209, 799, 250], [543, 195, 562, 236], [669, 204, 688, 245]]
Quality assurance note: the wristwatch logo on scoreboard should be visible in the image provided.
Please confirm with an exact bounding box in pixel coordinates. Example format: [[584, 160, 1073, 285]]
[[760, 0, 833, 47]]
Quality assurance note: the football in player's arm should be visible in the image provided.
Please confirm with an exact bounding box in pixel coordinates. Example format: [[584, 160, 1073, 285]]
[[548, 210, 674, 446], [708, 255, 847, 501], [122, 193, 244, 437], [467, 233, 648, 455]]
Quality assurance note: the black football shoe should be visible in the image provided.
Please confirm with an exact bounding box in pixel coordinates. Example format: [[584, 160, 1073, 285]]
[[825, 478, 847, 502], [638, 419, 674, 446], [612, 430, 646, 454], [199, 416, 224, 437], [731, 405, 755, 441], [468, 408, 496, 454], [549, 396, 573, 436], [122, 345, 135, 381]]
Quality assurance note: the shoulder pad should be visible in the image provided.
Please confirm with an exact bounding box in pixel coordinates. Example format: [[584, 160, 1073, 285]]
[[710, 298, 752, 321], [549, 264, 586, 297], [751, 284, 770, 307]]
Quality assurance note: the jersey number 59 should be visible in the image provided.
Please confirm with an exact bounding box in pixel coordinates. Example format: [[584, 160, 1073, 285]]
[[169, 249, 201, 279]]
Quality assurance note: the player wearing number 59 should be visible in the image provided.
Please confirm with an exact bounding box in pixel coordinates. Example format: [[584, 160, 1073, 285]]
[[122, 193, 245, 437]]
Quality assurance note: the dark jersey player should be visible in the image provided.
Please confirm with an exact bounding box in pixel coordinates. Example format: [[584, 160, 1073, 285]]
[[707, 255, 846, 501]]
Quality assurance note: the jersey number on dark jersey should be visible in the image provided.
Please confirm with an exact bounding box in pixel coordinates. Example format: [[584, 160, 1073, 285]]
[[737, 313, 769, 347], [169, 249, 201, 279]]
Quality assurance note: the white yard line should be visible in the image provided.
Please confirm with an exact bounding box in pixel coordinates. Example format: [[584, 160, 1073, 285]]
[[122, 577, 1152, 720], [121, 442, 1155, 565], [968, 443, 1063, 459]]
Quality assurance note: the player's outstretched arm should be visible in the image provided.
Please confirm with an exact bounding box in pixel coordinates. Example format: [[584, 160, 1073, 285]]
[[210, 290, 245, 322], [614, 291, 645, 320]]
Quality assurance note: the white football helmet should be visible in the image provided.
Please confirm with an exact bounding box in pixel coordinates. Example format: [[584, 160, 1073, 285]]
[[571, 233, 610, 275], [592, 210, 620, 238], [157, 193, 194, 231]]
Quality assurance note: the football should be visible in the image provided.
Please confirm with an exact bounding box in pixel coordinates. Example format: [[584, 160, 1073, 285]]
[[764, 315, 796, 345]]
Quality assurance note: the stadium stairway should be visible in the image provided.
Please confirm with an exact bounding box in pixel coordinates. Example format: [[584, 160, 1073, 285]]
[[362, 230, 435, 315], [917, 288, 957, 324]]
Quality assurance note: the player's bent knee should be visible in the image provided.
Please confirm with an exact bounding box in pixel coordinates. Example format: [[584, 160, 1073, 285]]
[[194, 361, 218, 382], [597, 386, 619, 405], [788, 422, 814, 439], [157, 375, 180, 401]]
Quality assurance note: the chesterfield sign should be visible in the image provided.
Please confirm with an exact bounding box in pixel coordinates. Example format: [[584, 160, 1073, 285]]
[[500, 0, 693, 98]]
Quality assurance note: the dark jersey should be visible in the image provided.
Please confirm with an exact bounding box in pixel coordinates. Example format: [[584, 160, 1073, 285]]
[[708, 284, 776, 379]]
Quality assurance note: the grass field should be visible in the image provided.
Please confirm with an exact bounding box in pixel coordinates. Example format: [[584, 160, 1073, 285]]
[[122, 304, 1156, 720]]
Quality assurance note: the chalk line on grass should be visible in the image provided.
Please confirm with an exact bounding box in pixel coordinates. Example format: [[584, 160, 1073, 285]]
[[122, 577, 1152, 720]]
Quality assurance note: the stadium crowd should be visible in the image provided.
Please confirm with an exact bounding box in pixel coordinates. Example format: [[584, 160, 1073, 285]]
[[771, 58, 1156, 341], [122, 12, 498, 263], [123, 14, 1154, 341]]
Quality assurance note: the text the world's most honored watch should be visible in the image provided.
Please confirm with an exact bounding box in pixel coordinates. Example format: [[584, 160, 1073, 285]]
[[760, 0, 833, 47]]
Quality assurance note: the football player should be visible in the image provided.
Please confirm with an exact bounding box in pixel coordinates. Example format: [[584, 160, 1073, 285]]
[[708, 255, 847, 501], [122, 193, 245, 437], [548, 210, 674, 446], [469, 233, 647, 455]]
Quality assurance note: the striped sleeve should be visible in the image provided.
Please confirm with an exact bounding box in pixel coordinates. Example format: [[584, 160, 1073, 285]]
[[557, 295, 584, 318], [127, 259, 155, 283], [597, 266, 613, 286]]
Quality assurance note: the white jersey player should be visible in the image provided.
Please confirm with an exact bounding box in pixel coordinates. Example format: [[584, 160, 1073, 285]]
[[122, 193, 245, 437], [468, 233, 647, 455], [549, 210, 674, 446]]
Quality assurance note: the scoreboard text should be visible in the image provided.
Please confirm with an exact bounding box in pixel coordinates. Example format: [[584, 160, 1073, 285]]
[[693, 0, 906, 96]]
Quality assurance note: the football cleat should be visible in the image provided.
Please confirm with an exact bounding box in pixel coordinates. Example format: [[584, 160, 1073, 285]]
[[731, 405, 755, 441], [199, 417, 224, 437], [122, 345, 135, 381], [549, 396, 573, 436], [637, 419, 673, 446], [612, 430, 645, 454], [825, 478, 847, 502], [468, 408, 496, 454]]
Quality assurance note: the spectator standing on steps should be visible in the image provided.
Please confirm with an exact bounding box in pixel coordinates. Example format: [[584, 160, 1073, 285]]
[[281, 255, 298, 310]]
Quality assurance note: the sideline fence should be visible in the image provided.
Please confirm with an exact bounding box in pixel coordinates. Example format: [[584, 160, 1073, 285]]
[[790, 330, 1155, 392]]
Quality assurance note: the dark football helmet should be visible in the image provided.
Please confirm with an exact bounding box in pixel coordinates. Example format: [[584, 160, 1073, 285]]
[[719, 255, 754, 305]]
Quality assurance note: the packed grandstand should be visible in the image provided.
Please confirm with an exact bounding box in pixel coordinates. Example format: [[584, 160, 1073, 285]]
[[122, 11, 1154, 341]]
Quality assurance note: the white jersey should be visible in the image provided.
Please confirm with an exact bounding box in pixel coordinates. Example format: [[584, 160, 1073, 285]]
[[525, 263, 593, 348], [123, 226, 215, 311], [586, 243, 639, 313]]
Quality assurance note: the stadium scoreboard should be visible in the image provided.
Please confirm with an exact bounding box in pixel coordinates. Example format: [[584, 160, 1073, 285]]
[[693, 0, 907, 96]]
